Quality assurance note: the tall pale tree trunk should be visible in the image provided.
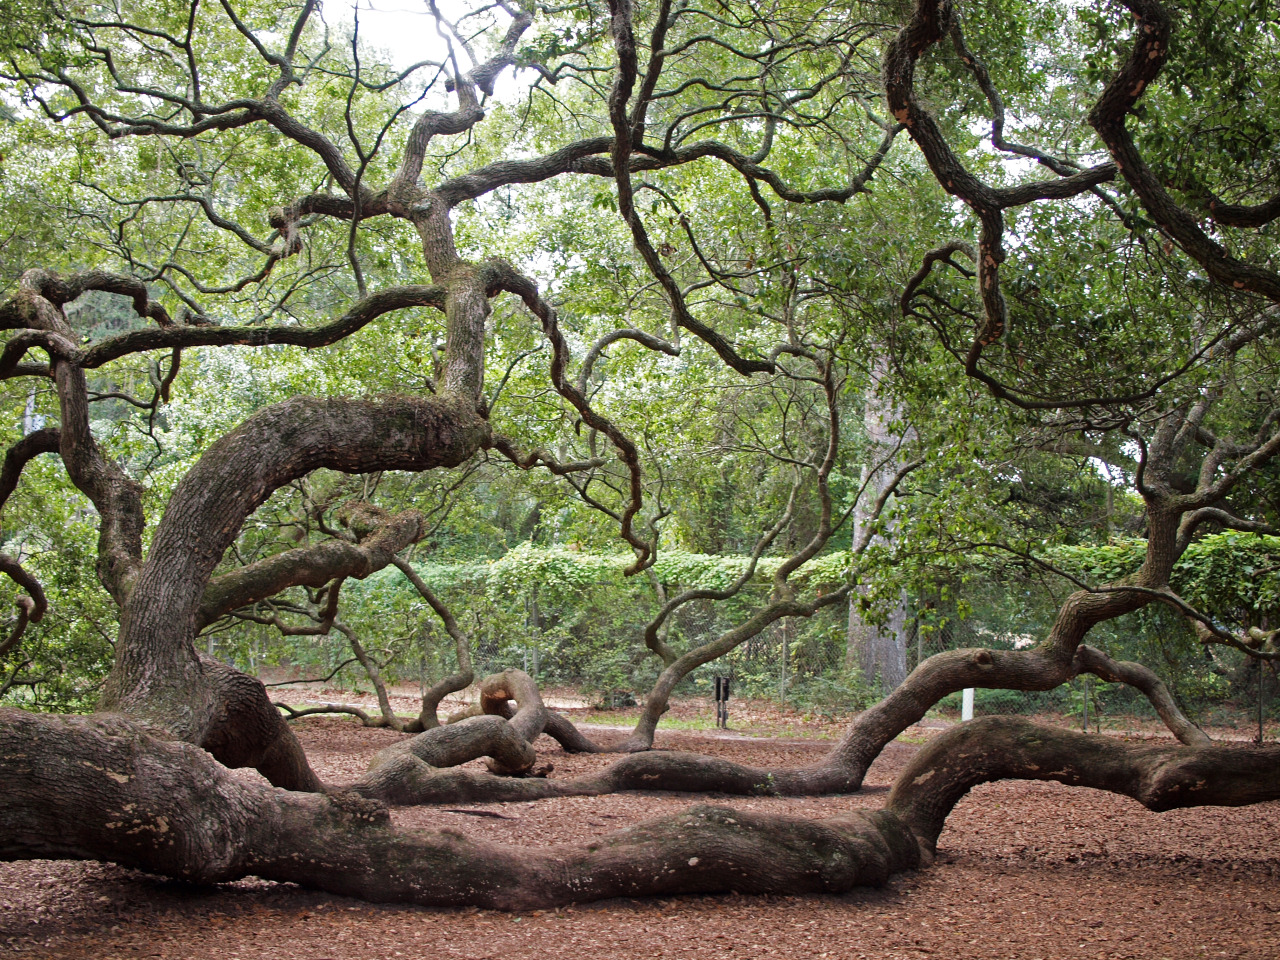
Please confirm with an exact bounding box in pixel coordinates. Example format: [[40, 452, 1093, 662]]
[[846, 363, 909, 692]]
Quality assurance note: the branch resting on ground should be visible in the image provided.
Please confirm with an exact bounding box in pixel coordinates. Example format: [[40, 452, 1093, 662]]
[[4, 709, 1277, 910]]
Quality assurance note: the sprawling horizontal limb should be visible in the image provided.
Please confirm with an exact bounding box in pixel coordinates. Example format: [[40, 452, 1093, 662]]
[[10, 709, 1279, 910], [0, 708, 919, 909], [198, 509, 426, 629], [0, 283, 447, 376], [887, 717, 1280, 855]]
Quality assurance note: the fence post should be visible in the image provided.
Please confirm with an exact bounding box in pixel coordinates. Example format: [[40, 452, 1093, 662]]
[[961, 687, 974, 722], [779, 622, 789, 705], [1082, 676, 1090, 733]]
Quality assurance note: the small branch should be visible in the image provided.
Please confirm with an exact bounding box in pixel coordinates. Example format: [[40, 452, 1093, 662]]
[[0, 427, 61, 511], [391, 556, 474, 731], [1074, 644, 1210, 746], [577, 327, 680, 395], [263, 658, 361, 688], [488, 436, 605, 475]]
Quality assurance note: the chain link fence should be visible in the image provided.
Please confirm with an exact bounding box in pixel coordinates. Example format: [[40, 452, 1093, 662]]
[[459, 587, 1279, 738]]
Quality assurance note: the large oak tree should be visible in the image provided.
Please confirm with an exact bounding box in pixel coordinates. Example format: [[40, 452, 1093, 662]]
[[2, 0, 1280, 905]]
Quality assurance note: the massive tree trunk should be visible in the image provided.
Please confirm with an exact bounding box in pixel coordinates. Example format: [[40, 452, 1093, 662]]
[[96, 394, 490, 790], [847, 595, 909, 693], [3, 0, 1279, 915]]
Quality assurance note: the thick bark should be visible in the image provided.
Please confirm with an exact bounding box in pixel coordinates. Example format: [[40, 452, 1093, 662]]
[[887, 716, 1280, 856], [198, 657, 324, 793], [101, 395, 485, 714], [350, 743, 848, 807], [7, 708, 1278, 910], [96, 393, 488, 790], [0, 708, 919, 909], [847, 599, 908, 692]]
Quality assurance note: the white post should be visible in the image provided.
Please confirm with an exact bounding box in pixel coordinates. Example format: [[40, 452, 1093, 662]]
[[961, 687, 975, 722]]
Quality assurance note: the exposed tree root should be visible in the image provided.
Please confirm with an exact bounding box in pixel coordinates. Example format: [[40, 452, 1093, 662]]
[[354, 669, 604, 796], [351, 747, 842, 806], [199, 657, 324, 793]]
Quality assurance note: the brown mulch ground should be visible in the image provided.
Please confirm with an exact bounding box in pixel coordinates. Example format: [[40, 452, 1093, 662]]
[[3, 715, 1279, 960]]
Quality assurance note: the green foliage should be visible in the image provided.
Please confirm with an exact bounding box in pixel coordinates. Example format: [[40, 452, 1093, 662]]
[[0, 460, 117, 710], [0, 0, 1278, 735], [1050, 533, 1280, 629]]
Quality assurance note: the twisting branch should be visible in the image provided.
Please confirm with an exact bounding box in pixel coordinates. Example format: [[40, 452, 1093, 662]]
[[488, 436, 605, 476], [773, 355, 841, 588], [887, 718, 1280, 857], [947, 13, 1081, 177], [618, 348, 874, 751], [264, 658, 359, 688], [900, 241, 976, 315], [276, 701, 383, 724], [335, 621, 403, 730], [1208, 193, 1280, 229], [604, 0, 774, 377], [1176, 507, 1277, 554], [390, 5, 532, 190], [1073, 645, 1209, 746], [884, 0, 1117, 388], [487, 261, 654, 573], [390, 556, 474, 731], [5, 272, 146, 604], [0, 555, 47, 661], [0, 269, 173, 329], [577, 327, 681, 395], [198, 507, 426, 629], [1087, 0, 1280, 304], [0, 428, 61, 511], [640, 471, 802, 667], [0, 658, 34, 698], [1, 282, 447, 377], [232, 579, 344, 638]]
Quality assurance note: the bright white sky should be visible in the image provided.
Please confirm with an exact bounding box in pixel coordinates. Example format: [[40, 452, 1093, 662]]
[[329, 0, 530, 106], [331, 0, 460, 71]]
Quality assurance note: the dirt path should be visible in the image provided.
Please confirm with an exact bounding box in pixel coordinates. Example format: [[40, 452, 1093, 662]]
[[3, 718, 1278, 959]]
